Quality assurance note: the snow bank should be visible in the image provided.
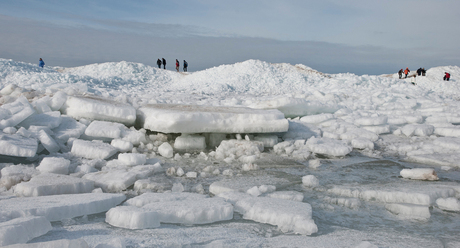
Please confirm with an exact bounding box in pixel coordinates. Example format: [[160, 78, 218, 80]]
[[3, 239, 90, 248]]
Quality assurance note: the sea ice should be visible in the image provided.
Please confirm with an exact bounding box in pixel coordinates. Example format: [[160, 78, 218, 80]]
[[13, 173, 94, 197], [0, 133, 38, 157], [84, 120, 127, 139], [173, 134, 206, 151], [0, 216, 52, 246], [2, 239, 90, 248], [400, 168, 439, 181], [436, 197, 460, 212], [137, 103, 289, 133], [18, 111, 62, 129], [61, 95, 136, 126], [305, 137, 352, 157], [0, 165, 38, 190], [385, 203, 431, 220], [0, 193, 125, 221], [37, 129, 60, 153], [52, 115, 86, 142], [124, 192, 234, 225], [209, 171, 300, 195], [218, 192, 318, 235], [71, 139, 118, 160], [105, 206, 160, 229], [158, 142, 173, 158], [36, 156, 71, 174], [0, 96, 35, 129]]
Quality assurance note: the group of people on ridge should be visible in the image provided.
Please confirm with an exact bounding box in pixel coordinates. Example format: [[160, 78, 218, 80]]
[[398, 67, 426, 79], [156, 58, 188, 72]]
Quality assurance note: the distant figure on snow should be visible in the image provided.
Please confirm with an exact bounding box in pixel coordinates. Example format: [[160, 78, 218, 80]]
[[176, 59, 179, 72], [157, 59, 162, 68], [417, 68, 422, 76], [404, 67, 410, 78], [183, 60, 188, 72], [39, 58, 45, 68], [398, 69, 403, 79], [444, 72, 451, 81], [422, 68, 426, 76], [162, 58, 166, 69]]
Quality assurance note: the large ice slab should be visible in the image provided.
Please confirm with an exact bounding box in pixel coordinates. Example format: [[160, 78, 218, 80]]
[[61, 95, 136, 126], [18, 111, 62, 129], [105, 206, 160, 229], [52, 115, 86, 142], [0, 133, 38, 157], [13, 173, 95, 197], [71, 139, 118, 160], [385, 203, 431, 220], [83, 164, 160, 192], [218, 192, 318, 235], [137, 104, 289, 133], [327, 182, 456, 206], [0, 216, 52, 247], [84, 120, 127, 139], [0, 193, 126, 221], [0, 96, 35, 129], [122, 192, 234, 226]]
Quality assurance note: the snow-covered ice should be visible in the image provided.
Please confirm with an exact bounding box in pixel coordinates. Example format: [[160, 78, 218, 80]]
[[0, 216, 51, 246], [137, 104, 289, 133], [1, 58, 460, 246]]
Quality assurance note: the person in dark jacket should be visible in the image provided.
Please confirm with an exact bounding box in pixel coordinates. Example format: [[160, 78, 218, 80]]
[[183, 60, 188, 72], [444, 72, 451, 81], [157, 59, 161, 68], [417, 68, 422, 76], [175, 59, 179, 72], [39, 58, 45, 68], [422, 68, 426, 76], [162, 58, 166, 69], [398, 69, 403, 79]]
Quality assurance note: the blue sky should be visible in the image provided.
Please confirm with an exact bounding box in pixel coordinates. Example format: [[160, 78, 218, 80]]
[[1, 0, 459, 75]]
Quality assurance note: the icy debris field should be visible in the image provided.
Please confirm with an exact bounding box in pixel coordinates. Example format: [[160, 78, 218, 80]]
[[0, 58, 460, 247]]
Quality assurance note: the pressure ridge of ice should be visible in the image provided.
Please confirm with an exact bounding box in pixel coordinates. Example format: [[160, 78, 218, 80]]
[[1, 58, 460, 247]]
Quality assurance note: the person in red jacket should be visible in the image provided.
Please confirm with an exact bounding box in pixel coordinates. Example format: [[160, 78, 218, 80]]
[[444, 72, 451, 81], [404, 67, 410, 78], [175, 59, 179, 72]]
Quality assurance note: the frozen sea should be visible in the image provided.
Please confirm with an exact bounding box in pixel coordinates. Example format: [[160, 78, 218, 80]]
[[0, 58, 460, 247]]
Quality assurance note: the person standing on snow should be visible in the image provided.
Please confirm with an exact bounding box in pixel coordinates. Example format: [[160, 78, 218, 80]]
[[162, 58, 166, 69], [176, 59, 179, 72], [183, 60, 188, 72], [404, 67, 410, 78], [422, 68, 426, 76], [444, 72, 451, 81], [398, 69, 403, 79], [417, 68, 422, 76], [39, 58, 45, 68], [157, 59, 162, 68]]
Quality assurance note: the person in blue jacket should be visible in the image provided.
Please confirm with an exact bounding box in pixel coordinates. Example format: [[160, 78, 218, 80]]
[[39, 58, 45, 68]]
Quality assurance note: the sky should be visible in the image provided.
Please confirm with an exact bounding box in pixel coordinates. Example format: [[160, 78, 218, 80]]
[[0, 0, 459, 75]]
